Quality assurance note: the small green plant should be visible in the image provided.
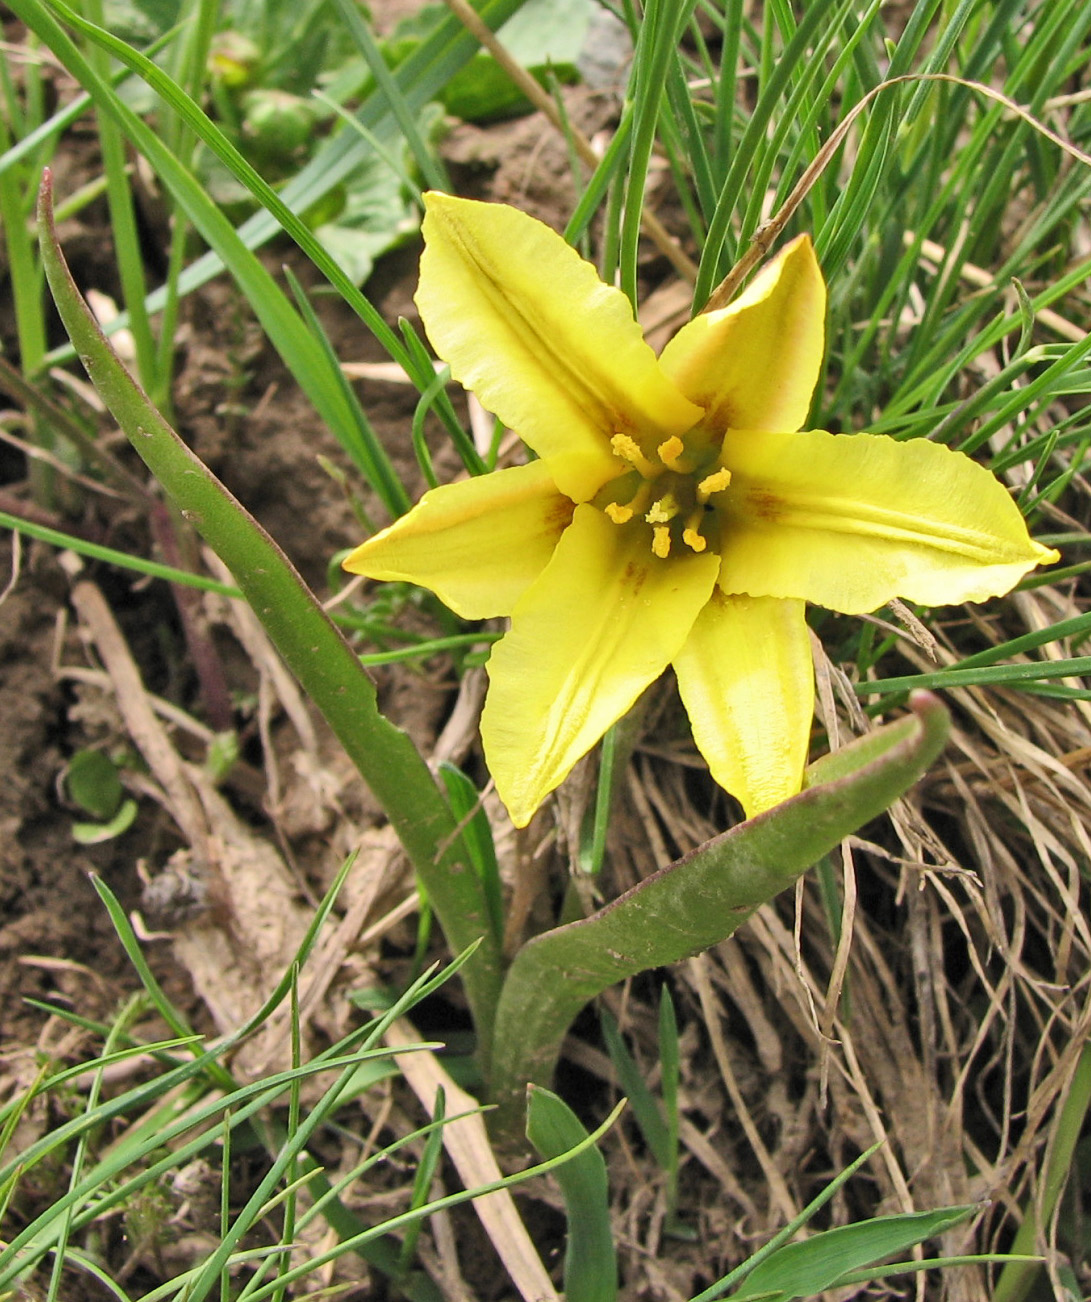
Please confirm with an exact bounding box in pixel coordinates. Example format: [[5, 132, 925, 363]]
[[62, 748, 139, 843]]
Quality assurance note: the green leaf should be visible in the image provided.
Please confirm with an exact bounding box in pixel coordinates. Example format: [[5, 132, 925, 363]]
[[484, 0, 592, 65], [102, 0, 181, 42], [526, 1085, 617, 1302], [312, 150, 421, 285], [63, 748, 125, 820], [438, 762, 504, 950], [488, 693, 950, 1134], [600, 1012, 670, 1169], [389, 0, 591, 122], [36, 171, 504, 1065], [72, 799, 139, 845], [729, 1204, 975, 1300]]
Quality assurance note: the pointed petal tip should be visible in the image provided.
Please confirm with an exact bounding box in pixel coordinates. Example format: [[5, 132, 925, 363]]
[[661, 232, 826, 433], [419, 190, 475, 231], [716, 429, 1063, 613], [501, 795, 536, 830], [414, 193, 701, 502], [341, 539, 372, 574], [773, 231, 816, 267]]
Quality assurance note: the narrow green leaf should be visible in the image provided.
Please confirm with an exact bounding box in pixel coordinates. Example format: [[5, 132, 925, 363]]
[[398, 1087, 447, 1277], [282, 263, 409, 515], [691, 1144, 886, 1302], [18, 0, 409, 513], [0, 509, 240, 596], [330, 0, 447, 193], [658, 987, 683, 1228], [439, 762, 504, 950], [857, 655, 1091, 698], [526, 1085, 617, 1302], [600, 1012, 671, 1169], [30, 0, 528, 338]]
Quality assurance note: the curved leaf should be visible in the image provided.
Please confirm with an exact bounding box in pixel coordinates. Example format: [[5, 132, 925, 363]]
[[36, 174, 503, 1057], [488, 692, 949, 1131]]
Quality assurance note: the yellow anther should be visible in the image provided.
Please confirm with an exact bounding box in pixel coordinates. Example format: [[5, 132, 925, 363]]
[[682, 510, 708, 552], [652, 525, 672, 558], [657, 435, 692, 472], [602, 479, 653, 524], [697, 467, 732, 501], [610, 433, 659, 478], [645, 492, 680, 524]]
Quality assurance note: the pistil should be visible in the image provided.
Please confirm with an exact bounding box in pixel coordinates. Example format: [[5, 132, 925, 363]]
[[601, 432, 732, 561], [645, 491, 680, 525]]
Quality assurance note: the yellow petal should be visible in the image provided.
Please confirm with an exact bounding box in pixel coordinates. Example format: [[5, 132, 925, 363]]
[[342, 461, 574, 619], [416, 193, 702, 502], [660, 235, 825, 434], [482, 504, 720, 827], [717, 429, 1059, 613], [674, 592, 813, 817]]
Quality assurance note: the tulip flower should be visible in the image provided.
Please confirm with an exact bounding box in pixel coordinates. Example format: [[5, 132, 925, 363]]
[[344, 194, 1058, 826]]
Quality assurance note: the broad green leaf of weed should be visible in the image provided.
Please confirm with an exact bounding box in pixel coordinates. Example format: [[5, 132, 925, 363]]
[[103, 0, 182, 43], [444, 0, 592, 121], [387, 0, 592, 122], [312, 144, 426, 285]]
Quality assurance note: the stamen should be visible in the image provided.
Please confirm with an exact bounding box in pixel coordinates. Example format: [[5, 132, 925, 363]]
[[652, 525, 672, 558], [682, 509, 707, 553], [657, 435, 694, 473], [610, 433, 659, 478], [645, 492, 680, 524], [603, 481, 653, 526], [697, 467, 732, 501]]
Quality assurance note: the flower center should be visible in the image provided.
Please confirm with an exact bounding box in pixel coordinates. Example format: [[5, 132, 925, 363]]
[[596, 433, 732, 559]]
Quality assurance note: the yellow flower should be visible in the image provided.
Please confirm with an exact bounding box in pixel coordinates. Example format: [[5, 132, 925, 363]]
[[344, 194, 1058, 827]]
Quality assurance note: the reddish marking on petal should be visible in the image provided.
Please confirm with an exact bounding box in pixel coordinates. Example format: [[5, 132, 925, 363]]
[[547, 497, 578, 529], [621, 559, 648, 594], [746, 490, 783, 522]]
